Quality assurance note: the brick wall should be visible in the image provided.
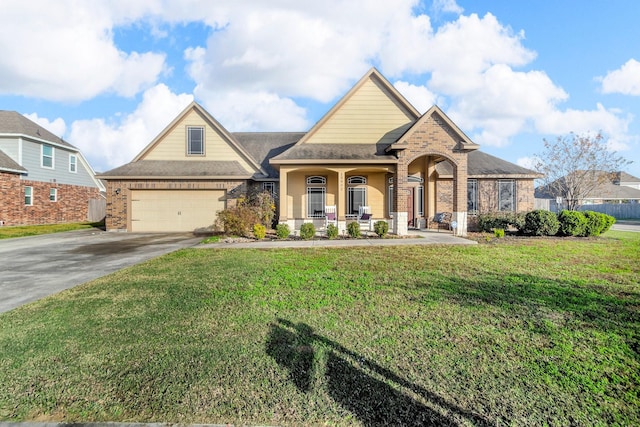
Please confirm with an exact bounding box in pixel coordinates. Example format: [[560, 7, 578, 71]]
[[0, 172, 102, 226], [104, 179, 248, 231]]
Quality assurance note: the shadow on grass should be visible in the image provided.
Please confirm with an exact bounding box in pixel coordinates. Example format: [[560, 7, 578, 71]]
[[266, 318, 490, 426]]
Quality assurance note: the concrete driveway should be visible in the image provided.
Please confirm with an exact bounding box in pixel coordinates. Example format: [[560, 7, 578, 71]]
[[0, 230, 202, 313]]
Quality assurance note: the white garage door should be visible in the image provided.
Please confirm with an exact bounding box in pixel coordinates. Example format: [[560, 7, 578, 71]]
[[131, 190, 225, 232]]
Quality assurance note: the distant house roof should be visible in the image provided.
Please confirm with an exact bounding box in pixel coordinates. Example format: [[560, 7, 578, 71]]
[[535, 170, 640, 200], [98, 160, 252, 179], [0, 110, 76, 150], [614, 171, 640, 184], [0, 149, 27, 174], [436, 151, 542, 178]]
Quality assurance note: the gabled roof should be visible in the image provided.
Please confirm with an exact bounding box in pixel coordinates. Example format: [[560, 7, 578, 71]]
[[0, 110, 76, 150], [0, 148, 27, 174], [390, 105, 479, 152], [271, 68, 419, 165], [133, 102, 267, 177], [436, 151, 542, 178], [614, 171, 640, 183]]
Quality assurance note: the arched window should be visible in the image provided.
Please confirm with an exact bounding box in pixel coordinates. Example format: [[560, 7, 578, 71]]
[[306, 176, 326, 185], [347, 176, 367, 185], [307, 176, 326, 217], [347, 176, 367, 216]]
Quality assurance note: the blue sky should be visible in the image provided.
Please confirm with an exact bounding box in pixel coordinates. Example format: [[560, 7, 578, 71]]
[[1, 0, 638, 177]]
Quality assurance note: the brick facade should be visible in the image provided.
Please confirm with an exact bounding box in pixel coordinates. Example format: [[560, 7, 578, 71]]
[[0, 172, 102, 226], [105, 179, 248, 231]]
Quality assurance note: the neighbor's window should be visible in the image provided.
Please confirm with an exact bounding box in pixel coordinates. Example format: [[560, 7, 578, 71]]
[[498, 180, 516, 211], [25, 186, 33, 206], [347, 176, 367, 216], [467, 179, 478, 213], [187, 126, 205, 155], [42, 144, 54, 168], [50, 188, 57, 202], [69, 154, 77, 173]]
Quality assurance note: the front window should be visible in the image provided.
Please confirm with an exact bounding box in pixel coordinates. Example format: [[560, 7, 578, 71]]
[[25, 186, 33, 206], [42, 144, 54, 168], [417, 186, 424, 216], [388, 185, 394, 216], [467, 179, 478, 213], [50, 188, 57, 202], [187, 126, 205, 155], [347, 176, 367, 216], [262, 182, 276, 198], [307, 187, 326, 218], [498, 180, 516, 211], [69, 155, 77, 173]]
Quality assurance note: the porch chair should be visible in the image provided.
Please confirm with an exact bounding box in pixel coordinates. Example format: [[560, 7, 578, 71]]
[[357, 205, 373, 231], [325, 205, 337, 229], [428, 212, 452, 232]]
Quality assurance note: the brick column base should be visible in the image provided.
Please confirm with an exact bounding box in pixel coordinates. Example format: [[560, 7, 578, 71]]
[[393, 212, 408, 235]]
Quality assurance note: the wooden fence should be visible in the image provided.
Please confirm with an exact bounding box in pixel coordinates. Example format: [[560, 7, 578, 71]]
[[88, 198, 106, 222], [534, 199, 640, 219]]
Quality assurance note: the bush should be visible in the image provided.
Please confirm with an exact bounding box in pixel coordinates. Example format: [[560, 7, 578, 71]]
[[275, 223, 290, 239], [253, 224, 266, 240], [326, 223, 339, 239], [494, 228, 505, 238], [373, 220, 389, 238], [299, 223, 316, 240], [582, 211, 614, 236], [347, 221, 361, 238], [477, 212, 525, 232], [557, 210, 586, 236], [522, 210, 560, 236], [216, 202, 260, 237]]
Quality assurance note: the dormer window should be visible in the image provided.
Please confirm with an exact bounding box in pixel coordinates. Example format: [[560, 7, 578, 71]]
[[187, 126, 205, 156]]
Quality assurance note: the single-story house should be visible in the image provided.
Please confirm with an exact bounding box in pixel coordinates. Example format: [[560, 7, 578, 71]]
[[0, 111, 105, 226], [99, 68, 541, 236], [535, 170, 640, 207]]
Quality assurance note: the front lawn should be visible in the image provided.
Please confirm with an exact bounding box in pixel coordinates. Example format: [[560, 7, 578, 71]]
[[1, 232, 638, 425]]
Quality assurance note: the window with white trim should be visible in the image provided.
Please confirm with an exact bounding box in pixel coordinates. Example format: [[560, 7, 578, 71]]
[[69, 155, 77, 173], [467, 179, 478, 213], [187, 126, 205, 155], [25, 186, 33, 206], [498, 180, 516, 211], [262, 182, 276, 198], [347, 176, 367, 216], [307, 176, 326, 217], [306, 176, 326, 185], [50, 188, 58, 202], [42, 144, 54, 168], [388, 185, 394, 216], [417, 186, 424, 216]]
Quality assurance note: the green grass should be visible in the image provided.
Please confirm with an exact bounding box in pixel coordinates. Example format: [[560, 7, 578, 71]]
[[0, 221, 105, 239], [1, 231, 639, 425]]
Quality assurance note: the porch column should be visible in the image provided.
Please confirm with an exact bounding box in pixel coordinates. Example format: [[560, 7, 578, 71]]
[[278, 167, 289, 225], [452, 160, 468, 237], [393, 153, 408, 235]]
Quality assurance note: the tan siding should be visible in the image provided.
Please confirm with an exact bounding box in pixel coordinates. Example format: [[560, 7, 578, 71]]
[[142, 110, 254, 172], [307, 78, 414, 145]]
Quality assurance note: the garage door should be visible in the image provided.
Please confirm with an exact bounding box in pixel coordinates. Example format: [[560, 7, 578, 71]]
[[131, 190, 225, 232]]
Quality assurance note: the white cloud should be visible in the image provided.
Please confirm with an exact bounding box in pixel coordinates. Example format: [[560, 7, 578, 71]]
[[599, 59, 640, 96], [516, 156, 538, 170], [393, 81, 440, 113], [0, 0, 166, 101], [68, 84, 193, 171], [23, 113, 67, 139], [432, 0, 464, 15]]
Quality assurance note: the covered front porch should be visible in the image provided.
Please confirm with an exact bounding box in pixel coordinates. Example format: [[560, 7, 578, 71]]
[[275, 154, 468, 236]]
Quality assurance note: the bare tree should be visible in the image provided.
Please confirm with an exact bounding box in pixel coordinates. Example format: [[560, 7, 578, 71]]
[[534, 133, 631, 210]]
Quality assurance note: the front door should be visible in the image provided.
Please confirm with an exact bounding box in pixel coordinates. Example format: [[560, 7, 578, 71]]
[[406, 188, 414, 227]]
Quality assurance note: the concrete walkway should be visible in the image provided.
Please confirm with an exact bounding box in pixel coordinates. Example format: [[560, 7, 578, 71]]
[[199, 229, 477, 249]]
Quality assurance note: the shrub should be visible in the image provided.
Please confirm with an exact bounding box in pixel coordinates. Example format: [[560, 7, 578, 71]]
[[522, 210, 560, 236], [326, 223, 339, 239], [557, 210, 586, 236], [477, 212, 525, 232], [347, 221, 361, 238], [373, 220, 389, 238], [299, 223, 316, 240], [253, 224, 266, 240], [582, 211, 611, 236], [216, 202, 260, 237], [275, 223, 290, 239], [601, 213, 616, 234], [494, 228, 505, 238]]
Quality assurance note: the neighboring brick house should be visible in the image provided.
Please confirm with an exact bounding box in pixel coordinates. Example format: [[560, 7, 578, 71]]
[[99, 68, 541, 236], [0, 111, 105, 226]]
